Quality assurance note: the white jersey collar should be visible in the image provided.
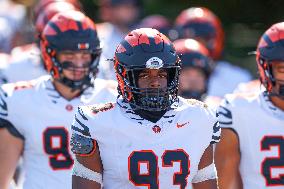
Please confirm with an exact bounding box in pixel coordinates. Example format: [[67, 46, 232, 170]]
[[260, 91, 284, 120], [116, 97, 179, 127], [42, 75, 95, 105]]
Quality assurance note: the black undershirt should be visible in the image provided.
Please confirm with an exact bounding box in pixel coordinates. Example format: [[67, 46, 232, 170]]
[[134, 109, 167, 123]]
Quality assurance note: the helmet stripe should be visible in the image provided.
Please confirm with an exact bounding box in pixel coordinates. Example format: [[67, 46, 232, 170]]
[[48, 22, 61, 35]]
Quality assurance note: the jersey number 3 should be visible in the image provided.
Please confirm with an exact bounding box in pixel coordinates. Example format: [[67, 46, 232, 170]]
[[43, 127, 74, 170], [261, 136, 284, 186], [129, 149, 190, 189]]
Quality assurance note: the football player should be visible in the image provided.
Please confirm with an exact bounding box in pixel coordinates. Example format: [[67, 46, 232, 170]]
[[173, 38, 222, 109], [96, 0, 142, 80], [0, 10, 117, 189], [1, 0, 80, 84], [71, 28, 220, 189], [174, 7, 252, 97], [138, 14, 171, 37], [173, 38, 213, 100], [215, 22, 284, 188]]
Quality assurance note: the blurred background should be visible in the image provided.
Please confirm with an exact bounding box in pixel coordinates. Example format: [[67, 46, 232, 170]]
[[83, 0, 284, 78], [5, 0, 284, 78]]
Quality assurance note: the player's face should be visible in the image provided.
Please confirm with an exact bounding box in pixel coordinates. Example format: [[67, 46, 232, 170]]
[[57, 51, 92, 81], [272, 61, 284, 90], [179, 67, 206, 92], [137, 69, 168, 90]]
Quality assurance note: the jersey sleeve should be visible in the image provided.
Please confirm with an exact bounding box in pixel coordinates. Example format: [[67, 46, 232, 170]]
[[207, 106, 221, 144], [70, 103, 115, 156], [0, 84, 24, 139], [217, 95, 235, 131], [70, 106, 97, 156], [185, 98, 221, 145]]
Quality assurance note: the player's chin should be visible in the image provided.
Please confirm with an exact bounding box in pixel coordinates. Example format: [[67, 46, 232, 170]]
[[140, 88, 167, 94], [66, 73, 87, 81]]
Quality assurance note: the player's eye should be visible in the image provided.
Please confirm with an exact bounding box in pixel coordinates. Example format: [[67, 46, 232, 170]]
[[139, 74, 149, 79], [81, 53, 92, 61], [158, 71, 167, 78], [62, 53, 74, 60], [159, 73, 167, 78]]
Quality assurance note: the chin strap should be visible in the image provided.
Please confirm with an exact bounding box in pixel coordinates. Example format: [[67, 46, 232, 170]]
[[58, 74, 95, 92], [268, 84, 284, 100]]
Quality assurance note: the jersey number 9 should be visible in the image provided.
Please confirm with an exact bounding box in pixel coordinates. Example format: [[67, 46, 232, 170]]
[[43, 127, 74, 170]]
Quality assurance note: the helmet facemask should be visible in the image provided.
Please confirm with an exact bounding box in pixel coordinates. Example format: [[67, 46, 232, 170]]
[[114, 28, 181, 111], [258, 58, 284, 99], [267, 63, 284, 99], [51, 49, 101, 91], [116, 63, 180, 111]]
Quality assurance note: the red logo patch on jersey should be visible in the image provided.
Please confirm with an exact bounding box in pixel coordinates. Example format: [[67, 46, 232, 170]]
[[65, 104, 73, 112], [176, 121, 190, 128], [152, 125, 161, 133]]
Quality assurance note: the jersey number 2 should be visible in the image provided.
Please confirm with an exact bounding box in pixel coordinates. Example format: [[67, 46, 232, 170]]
[[43, 127, 74, 170], [261, 136, 284, 186], [128, 149, 190, 189]]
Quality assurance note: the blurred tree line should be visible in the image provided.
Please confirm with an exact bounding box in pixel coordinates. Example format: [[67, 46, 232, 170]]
[[80, 0, 284, 77]]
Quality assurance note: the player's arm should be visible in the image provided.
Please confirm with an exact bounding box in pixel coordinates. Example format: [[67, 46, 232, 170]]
[[214, 129, 242, 189], [72, 142, 103, 189], [214, 98, 242, 189], [0, 127, 23, 189], [192, 145, 218, 189], [71, 106, 103, 189]]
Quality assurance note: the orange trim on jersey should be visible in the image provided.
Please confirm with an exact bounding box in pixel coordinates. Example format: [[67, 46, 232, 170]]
[[161, 149, 190, 189], [74, 139, 97, 157], [42, 126, 74, 171], [128, 150, 160, 189], [260, 135, 284, 187]]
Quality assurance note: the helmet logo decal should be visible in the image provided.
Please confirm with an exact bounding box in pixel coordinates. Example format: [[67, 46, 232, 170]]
[[146, 57, 164, 69], [78, 43, 89, 50]]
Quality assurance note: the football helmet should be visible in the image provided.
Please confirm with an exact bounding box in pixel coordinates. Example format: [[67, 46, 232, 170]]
[[114, 28, 181, 111], [174, 38, 213, 99], [256, 22, 284, 98], [40, 10, 101, 90], [175, 7, 224, 60], [174, 38, 213, 77], [35, 1, 78, 36], [34, 0, 81, 22], [138, 15, 171, 37]]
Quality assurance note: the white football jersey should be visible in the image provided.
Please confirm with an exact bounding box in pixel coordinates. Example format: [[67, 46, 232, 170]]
[[72, 97, 220, 189], [0, 75, 117, 189], [96, 22, 125, 80], [218, 91, 284, 188], [3, 44, 47, 83], [208, 61, 252, 97]]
